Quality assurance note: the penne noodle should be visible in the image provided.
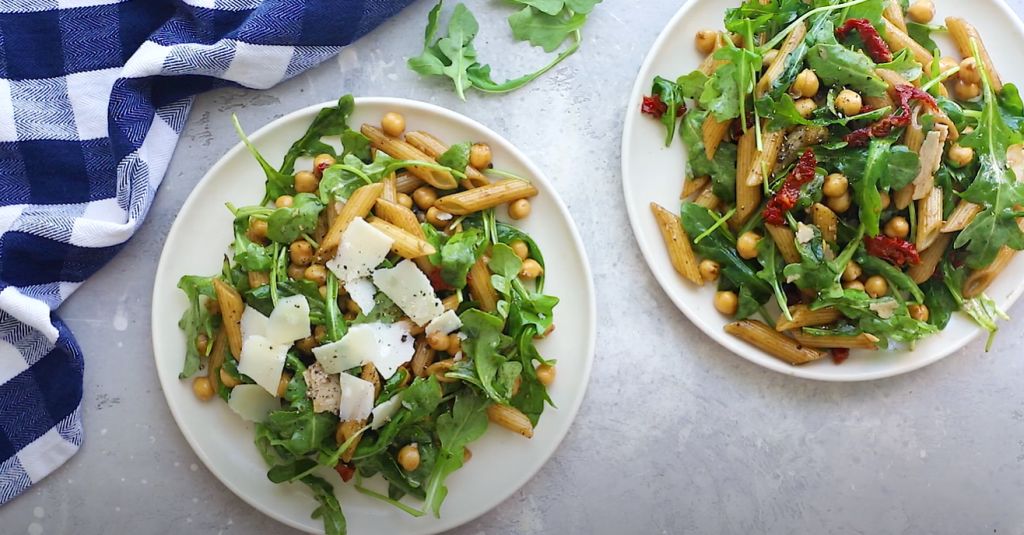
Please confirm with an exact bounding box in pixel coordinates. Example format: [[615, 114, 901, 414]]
[[681, 176, 710, 199], [395, 318, 425, 337], [765, 223, 801, 264], [650, 203, 703, 286], [883, 0, 908, 32], [382, 173, 398, 202], [361, 361, 381, 398], [864, 94, 895, 113], [366, 216, 437, 259], [946, 17, 1003, 92], [442, 294, 460, 312], [724, 319, 826, 365], [207, 328, 228, 394], [336, 420, 364, 463], [702, 114, 733, 160], [963, 218, 1024, 298], [877, 68, 913, 92], [361, 125, 459, 189], [894, 184, 915, 211], [909, 232, 952, 284], [941, 200, 984, 232], [693, 184, 721, 211], [468, 257, 498, 312], [756, 22, 807, 99], [211, 278, 244, 359], [486, 404, 534, 438], [775, 305, 842, 332], [732, 128, 762, 228], [374, 198, 426, 238], [698, 33, 728, 76], [395, 172, 425, 194], [404, 131, 489, 189], [745, 129, 784, 186], [792, 331, 880, 350], [426, 358, 459, 383], [810, 203, 838, 243], [410, 337, 436, 377], [916, 187, 943, 251], [317, 183, 384, 262], [434, 179, 538, 215], [247, 271, 270, 288], [883, 19, 933, 66]]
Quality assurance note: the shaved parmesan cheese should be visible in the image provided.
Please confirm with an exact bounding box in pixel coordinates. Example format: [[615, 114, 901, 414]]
[[869, 299, 899, 319], [303, 362, 341, 414], [238, 335, 288, 395], [312, 324, 376, 374], [227, 384, 280, 422], [426, 310, 462, 337], [326, 217, 394, 283], [337, 373, 375, 422], [266, 295, 310, 345], [795, 223, 815, 244], [1008, 143, 1024, 182], [346, 278, 377, 314], [240, 307, 268, 341], [370, 394, 403, 430], [368, 322, 415, 380], [911, 127, 946, 199], [373, 260, 444, 326]]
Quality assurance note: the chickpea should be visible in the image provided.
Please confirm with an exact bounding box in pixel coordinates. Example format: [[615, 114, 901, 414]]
[[193, 376, 215, 401], [510, 239, 529, 260], [195, 333, 210, 355], [469, 143, 492, 169], [534, 324, 556, 339], [699, 259, 721, 282], [907, 0, 935, 23], [426, 206, 453, 228], [343, 311, 358, 322], [959, 57, 982, 85], [275, 195, 294, 209], [220, 368, 242, 388], [448, 333, 462, 355], [277, 372, 292, 398], [295, 335, 318, 354], [512, 376, 522, 396], [714, 291, 739, 315], [246, 218, 269, 243], [880, 191, 891, 211], [382, 112, 406, 137], [791, 69, 820, 98], [736, 231, 761, 260], [794, 98, 817, 119], [304, 264, 328, 286], [730, 33, 744, 47], [287, 263, 306, 280], [954, 79, 981, 101], [398, 443, 421, 472], [463, 448, 473, 463], [695, 29, 718, 54], [290, 240, 314, 266], [345, 298, 361, 314], [536, 364, 556, 386], [412, 186, 438, 210], [762, 49, 779, 68], [205, 298, 221, 315], [508, 198, 531, 220], [842, 261, 862, 282], [427, 330, 450, 352], [823, 173, 849, 198], [843, 280, 866, 292], [835, 89, 863, 116], [909, 304, 930, 322], [397, 193, 414, 210], [827, 191, 852, 213], [865, 275, 889, 299], [948, 143, 975, 167], [520, 259, 544, 279], [294, 170, 319, 194], [928, 56, 958, 76], [312, 153, 336, 176], [319, 285, 327, 299], [884, 216, 910, 239]]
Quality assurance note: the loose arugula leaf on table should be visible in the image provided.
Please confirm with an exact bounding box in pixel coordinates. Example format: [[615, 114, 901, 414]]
[[680, 110, 738, 203], [177, 275, 215, 379], [423, 389, 490, 518], [440, 228, 488, 289], [265, 193, 324, 244], [408, 2, 479, 101], [508, 7, 587, 53], [233, 115, 295, 201], [461, 309, 519, 404], [280, 95, 355, 175]]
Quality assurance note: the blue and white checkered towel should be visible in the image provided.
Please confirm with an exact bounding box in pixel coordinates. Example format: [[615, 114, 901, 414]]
[[0, 0, 415, 505]]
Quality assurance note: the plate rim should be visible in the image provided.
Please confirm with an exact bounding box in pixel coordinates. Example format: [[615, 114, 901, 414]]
[[620, 0, 1024, 382], [151, 96, 597, 533]]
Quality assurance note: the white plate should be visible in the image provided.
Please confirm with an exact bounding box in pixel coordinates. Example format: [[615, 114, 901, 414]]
[[152, 98, 596, 533], [622, 0, 1024, 381]]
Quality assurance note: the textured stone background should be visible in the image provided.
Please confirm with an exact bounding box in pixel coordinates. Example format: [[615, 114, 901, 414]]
[[5, 0, 1024, 533]]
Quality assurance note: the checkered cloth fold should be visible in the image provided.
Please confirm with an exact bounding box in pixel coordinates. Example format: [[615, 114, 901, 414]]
[[0, 0, 414, 505]]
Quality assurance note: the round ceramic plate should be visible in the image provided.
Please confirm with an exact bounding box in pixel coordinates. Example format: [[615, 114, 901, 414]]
[[152, 98, 596, 533], [622, 0, 1024, 381]]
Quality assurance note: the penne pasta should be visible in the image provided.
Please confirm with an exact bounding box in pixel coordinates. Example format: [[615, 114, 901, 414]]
[[894, 184, 915, 211], [410, 337, 436, 377], [404, 131, 490, 189], [486, 404, 534, 438], [337, 420, 364, 462], [864, 94, 895, 113], [434, 179, 538, 215], [941, 200, 983, 232], [745, 128, 784, 186], [468, 257, 498, 312], [681, 176, 710, 199], [317, 183, 384, 262], [756, 22, 807, 99], [731, 128, 761, 228], [442, 294, 460, 312], [382, 173, 398, 202], [909, 232, 952, 284], [765, 223, 801, 264], [724, 319, 826, 365], [702, 114, 733, 160], [791, 331, 880, 350], [916, 186, 943, 251], [247, 270, 270, 288], [211, 278, 244, 359], [693, 184, 721, 211], [883, 0, 908, 32], [883, 18, 933, 66], [207, 328, 228, 394], [946, 17, 1003, 92], [361, 125, 459, 189], [963, 218, 1024, 298], [810, 203, 838, 243], [775, 305, 842, 332], [426, 358, 459, 383], [374, 198, 426, 238], [877, 68, 913, 91], [698, 33, 728, 76], [650, 203, 703, 286], [361, 361, 381, 398], [366, 216, 437, 259], [395, 171, 425, 194]]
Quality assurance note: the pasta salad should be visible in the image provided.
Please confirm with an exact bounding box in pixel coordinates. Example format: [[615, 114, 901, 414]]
[[644, 0, 1024, 364], [176, 95, 558, 534]]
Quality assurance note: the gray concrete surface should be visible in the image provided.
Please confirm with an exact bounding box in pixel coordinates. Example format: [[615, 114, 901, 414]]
[[5, 0, 1024, 533]]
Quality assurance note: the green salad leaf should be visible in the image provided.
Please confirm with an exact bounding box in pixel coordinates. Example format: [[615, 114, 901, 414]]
[[176, 275, 215, 379], [280, 95, 355, 175], [680, 110, 738, 203], [423, 389, 490, 517], [266, 193, 323, 244]]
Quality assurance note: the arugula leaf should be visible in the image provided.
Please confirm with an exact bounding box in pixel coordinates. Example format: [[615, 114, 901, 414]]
[[507, 0, 563, 16], [423, 389, 490, 517], [680, 203, 772, 301], [851, 138, 889, 237], [761, 93, 889, 131], [854, 251, 926, 303], [755, 237, 790, 319], [921, 278, 958, 329], [510, 329, 554, 426], [488, 243, 523, 297], [177, 275, 215, 379], [876, 49, 923, 82], [266, 193, 324, 244], [341, 129, 372, 163], [806, 43, 888, 97], [651, 76, 686, 146], [318, 153, 396, 203], [408, 3, 480, 101], [844, 0, 885, 28], [680, 110, 738, 203], [906, 22, 941, 53], [437, 141, 472, 173], [700, 45, 761, 122], [440, 228, 488, 289], [351, 292, 402, 326], [783, 225, 840, 292], [280, 95, 355, 175], [508, 7, 587, 53], [941, 259, 1008, 347], [266, 408, 339, 458], [323, 273, 346, 344], [564, 0, 602, 14], [303, 475, 347, 535], [407, 1, 447, 77], [422, 223, 446, 266], [998, 83, 1024, 134], [460, 309, 519, 404], [232, 115, 294, 201], [813, 290, 937, 346], [232, 218, 274, 272]]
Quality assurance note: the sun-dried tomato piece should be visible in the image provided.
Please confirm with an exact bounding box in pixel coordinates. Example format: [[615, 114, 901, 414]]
[[334, 462, 355, 482], [641, 95, 669, 119], [836, 19, 893, 62], [832, 348, 851, 365], [864, 235, 922, 267], [844, 85, 937, 147], [763, 149, 818, 225], [427, 267, 455, 291]]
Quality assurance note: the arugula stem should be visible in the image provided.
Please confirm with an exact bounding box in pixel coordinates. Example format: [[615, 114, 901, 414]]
[[336, 164, 373, 185], [483, 168, 531, 182], [470, 29, 583, 94], [354, 484, 426, 517], [760, 0, 870, 52], [302, 233, 320, 249], [921, 66, 960, 92], [694, 207, 737, 244], [287, 425, 369, 484], [908, 200, 917, 243], [270, 242, 281, 307], [759, 305, 777, 329]]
